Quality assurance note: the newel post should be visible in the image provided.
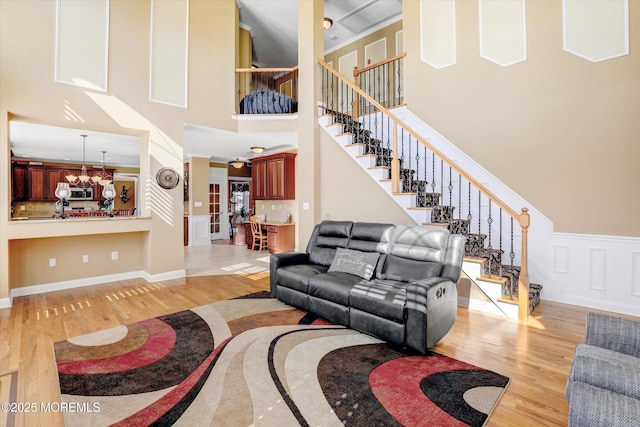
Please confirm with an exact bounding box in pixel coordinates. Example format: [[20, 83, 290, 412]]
[[392, 122, 400, 193], [518, 208, 530, 323], [353, 66, 359, 119]]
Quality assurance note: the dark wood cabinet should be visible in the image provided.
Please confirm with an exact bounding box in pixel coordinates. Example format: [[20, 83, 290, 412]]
[[27, 167, 46, 200], [252, 161, 267, 200], [11, 163, 28, 202], [251, 153, 295, 200], [45, 169, 65, 200]]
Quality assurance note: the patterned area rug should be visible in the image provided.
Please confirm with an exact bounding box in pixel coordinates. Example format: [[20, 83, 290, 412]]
[[54, 292, 509, 426]]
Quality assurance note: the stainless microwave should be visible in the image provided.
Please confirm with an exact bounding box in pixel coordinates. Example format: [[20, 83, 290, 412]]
[[68, 188, 93, 200]]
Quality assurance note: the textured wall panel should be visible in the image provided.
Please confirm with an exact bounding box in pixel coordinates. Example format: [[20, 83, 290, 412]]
[[479, 0, 527, 66], [56, 0, 109, 91], [563, 0, 629, 62], [150, 0, 189, 107], [420, 0, 456, 69]]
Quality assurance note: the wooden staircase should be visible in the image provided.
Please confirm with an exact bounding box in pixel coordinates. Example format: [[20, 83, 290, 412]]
[[319, 107, 542, 319]]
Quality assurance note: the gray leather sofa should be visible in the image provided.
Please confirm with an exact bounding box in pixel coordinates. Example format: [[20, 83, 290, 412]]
[[566, 313, 640, 426], [269, 220, 466, 353]]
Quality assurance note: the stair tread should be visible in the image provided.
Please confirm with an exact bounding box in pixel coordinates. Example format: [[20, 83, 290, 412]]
[[407, 207, 434, 211], [497, 296, 519, 305], [463, 256, 487, 264], [367, 166, 389, 170], [476, 275, 509, 284], [345, 143, 365, 147], [356, 154, 376, 158], [393, 192, 416, 196], [422, 222, 449, 227]]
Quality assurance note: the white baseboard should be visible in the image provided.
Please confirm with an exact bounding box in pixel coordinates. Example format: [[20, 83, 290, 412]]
[[142, 269, 186, 282], [3, 269, 186, 308]]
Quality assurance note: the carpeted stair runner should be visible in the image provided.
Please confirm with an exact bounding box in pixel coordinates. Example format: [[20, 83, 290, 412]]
[[329, 110, 542, 314]]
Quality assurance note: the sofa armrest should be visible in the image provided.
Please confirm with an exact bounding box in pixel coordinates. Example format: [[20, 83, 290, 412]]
[[269, 252, 310, 296], [405, 277, 457, 353], [585, 313, 640, 358]]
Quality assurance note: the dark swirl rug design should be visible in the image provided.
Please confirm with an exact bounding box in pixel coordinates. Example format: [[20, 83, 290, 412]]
[[54, 292, 509, 426]]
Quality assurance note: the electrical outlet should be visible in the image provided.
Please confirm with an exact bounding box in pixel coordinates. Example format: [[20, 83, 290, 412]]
[[82, 255, 89, 263], [111, 251, 118, 260], [194, 201, 202, 207], [49, 258, 56, 267]]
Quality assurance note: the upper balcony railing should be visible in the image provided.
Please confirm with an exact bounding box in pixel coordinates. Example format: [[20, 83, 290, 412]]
[[235, 67, 298, 115], [353, 52, 406, 111]]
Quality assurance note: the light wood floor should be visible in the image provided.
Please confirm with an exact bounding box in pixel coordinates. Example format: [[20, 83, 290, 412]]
[[0, 240, 624, 426]]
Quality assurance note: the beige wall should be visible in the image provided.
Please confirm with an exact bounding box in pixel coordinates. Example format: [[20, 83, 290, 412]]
[[402, 0, 639, 237], [0, 0, 239, 299], [319, 130, 414, 225], [188, 157, 211, 216], [9, 232, 145, 288]]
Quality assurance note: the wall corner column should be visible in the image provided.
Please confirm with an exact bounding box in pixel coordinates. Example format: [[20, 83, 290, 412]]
[[296, 0, 324, 246]]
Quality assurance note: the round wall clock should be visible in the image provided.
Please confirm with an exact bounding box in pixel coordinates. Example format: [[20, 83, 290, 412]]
[[156, 167, 180, 189]]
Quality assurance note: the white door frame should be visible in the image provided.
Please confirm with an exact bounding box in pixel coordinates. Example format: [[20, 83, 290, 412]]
[[209, 167, 229, 240]]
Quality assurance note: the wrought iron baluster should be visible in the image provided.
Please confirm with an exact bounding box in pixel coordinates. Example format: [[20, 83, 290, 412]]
[[448, 166, 453, 227], [487, 199, 493, 278], [499, 209, 503, 279]]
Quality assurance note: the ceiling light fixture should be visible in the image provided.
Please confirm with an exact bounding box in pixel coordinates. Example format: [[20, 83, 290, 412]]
[[92, 151, 113, 186], [323, 17, 333, 30], [250, 146, 265, 154], [65, 134, 93, 188], [230, 159, 244, 169]]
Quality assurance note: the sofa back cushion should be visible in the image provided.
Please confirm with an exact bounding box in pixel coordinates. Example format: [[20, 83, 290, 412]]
[[381, 225, 450, 282], [307, 221, 353, 266], [347, 222, 395, 253]]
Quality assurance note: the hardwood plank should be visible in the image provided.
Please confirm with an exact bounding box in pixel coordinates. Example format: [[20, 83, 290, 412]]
[[0, 246, 634, 426]]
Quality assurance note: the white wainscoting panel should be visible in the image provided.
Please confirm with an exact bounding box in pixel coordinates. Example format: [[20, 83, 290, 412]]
[[563, 0, 629, 62], [589, 248, 607, 291], [189, 215, 211, 247], [419, 0, 456, 69], [150, 0, 189, 107], [479, 0, 527, 66], [56, 0, 109, 91], [553, 245, 570, 274], [632, 252, 640, 297]]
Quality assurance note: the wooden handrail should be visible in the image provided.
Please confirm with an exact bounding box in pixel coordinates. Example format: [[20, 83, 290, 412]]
[[235, 66, 299, 73], [319, 57, 530, 322], [319, 58, 521, 220], [353, 52, 407, 77]]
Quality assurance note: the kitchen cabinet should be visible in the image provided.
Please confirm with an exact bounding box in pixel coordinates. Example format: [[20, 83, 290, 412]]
[[11, 163, 28, 202], [45, 169, 65, 200], [251, 153, 296, 200], [252, 161, 267, 200], [27, 167, 46, 200]]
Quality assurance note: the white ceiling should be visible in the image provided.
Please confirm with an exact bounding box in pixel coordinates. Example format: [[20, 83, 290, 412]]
[[10, 1, 402, 167], [238, 0, 403, 67]]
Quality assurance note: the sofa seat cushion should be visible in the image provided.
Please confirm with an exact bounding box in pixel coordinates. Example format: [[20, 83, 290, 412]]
[[277, 264, 329, 293], [567, 381, 640, 427], [349, 279, 407, 323], [308, 272, 362, 305], [567, 344, 640, 401]]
